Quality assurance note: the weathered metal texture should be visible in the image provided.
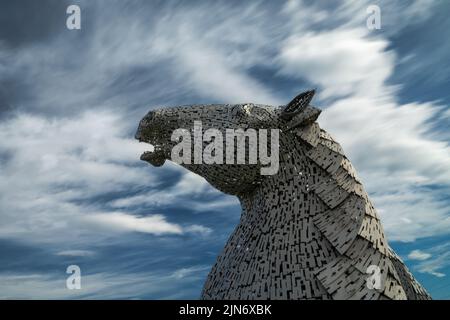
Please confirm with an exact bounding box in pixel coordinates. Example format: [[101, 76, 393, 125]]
[[136, 90, 431, 300]]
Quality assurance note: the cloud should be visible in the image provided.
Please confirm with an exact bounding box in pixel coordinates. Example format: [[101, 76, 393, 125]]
[[277, 28, 394, 98], [416, 252, 448, 278], [56, 250, 95, 257], [188, 197, 240, 212], [318, 65, 450, 242], [369, 190, 449, 242], [110, 170, 239, 212], [410, 242, 450, 278], [276, 2, 450, 242], [171, 265, 211, 280], [0, 110, 211, 242], [423, 270, 445, 278], [417, 259, 447, 278], [0, 0, 447, 245], [0, 1, 281, 120], [84, 213, 183, 235], [0, 265, 210, 299], [0, 110, 151, 193], [184, 225, 213, 236], [408, 250, 431, 261]]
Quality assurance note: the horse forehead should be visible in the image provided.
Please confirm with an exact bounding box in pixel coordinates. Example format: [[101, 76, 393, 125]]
[[169, 103, 276, 115]]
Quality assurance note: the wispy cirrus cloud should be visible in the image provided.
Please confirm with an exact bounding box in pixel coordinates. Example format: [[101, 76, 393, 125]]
[[110, 170, 239, 213], [408, 250, 432, 261], [0, 110, 210, 243], [56, 250, 96, 257], [84, 213, 184, 235], [408, 242, 450, 278], [0, 265, 210, 299]]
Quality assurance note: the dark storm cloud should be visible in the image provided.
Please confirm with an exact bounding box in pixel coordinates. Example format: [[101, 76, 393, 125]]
[[0, 0, 78, 116], [0, 0, 70, 48], [387, 1, 450, 105], [0, 0, 284, 119], [0, 239, 57, 273], [0, 79, 25, 115]]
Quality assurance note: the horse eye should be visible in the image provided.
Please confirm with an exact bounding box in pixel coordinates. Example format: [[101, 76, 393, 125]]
[[243, 104, 253, 114]]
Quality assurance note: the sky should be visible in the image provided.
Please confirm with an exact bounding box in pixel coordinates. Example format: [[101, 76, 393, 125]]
[[0, 0, 449, 299]]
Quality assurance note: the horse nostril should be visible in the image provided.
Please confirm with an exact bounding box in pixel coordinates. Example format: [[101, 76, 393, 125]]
[[136, 111, 155, 141]]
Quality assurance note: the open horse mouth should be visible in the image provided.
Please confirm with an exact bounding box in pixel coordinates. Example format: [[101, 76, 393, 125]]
[[139, 144, 166, 167]]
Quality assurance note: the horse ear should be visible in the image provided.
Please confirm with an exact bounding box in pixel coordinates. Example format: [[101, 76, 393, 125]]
[[281, 89, 315, 120]]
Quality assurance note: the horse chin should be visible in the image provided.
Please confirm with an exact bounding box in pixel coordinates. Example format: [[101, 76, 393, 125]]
[[140, 150, 166, 167]]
